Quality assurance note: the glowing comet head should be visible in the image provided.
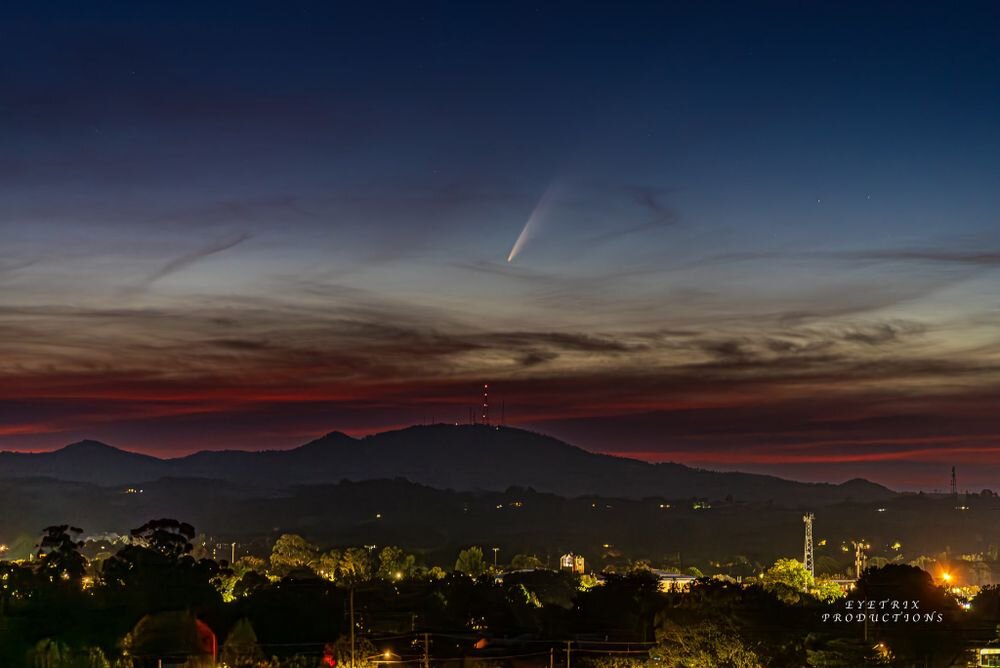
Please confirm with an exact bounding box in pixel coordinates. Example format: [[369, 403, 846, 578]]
[[507, 183, 559, 262]]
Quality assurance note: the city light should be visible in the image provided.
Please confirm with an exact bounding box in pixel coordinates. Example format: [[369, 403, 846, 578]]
[[873, 641, 892, 662]]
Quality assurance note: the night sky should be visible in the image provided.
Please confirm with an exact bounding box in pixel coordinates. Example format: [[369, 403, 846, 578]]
[[4, 1, 1000, 490]]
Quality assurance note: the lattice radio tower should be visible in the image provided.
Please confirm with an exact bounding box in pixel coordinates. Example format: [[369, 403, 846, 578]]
[[852, 540, 869, 580], [802, 513, 815, 578], [951, 466, 958, 499]]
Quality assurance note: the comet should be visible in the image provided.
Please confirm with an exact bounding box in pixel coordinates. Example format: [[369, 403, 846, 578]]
[[507, 184, 559, 263]]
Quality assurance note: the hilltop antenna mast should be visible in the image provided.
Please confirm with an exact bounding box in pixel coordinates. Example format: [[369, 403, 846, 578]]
[[802, 513, 815, 578], [951, 466, 958, 499], [482, 384, 489, 426]]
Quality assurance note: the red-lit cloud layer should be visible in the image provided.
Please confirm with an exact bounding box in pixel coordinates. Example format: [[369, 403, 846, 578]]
[[3, 277, 1000, 491]]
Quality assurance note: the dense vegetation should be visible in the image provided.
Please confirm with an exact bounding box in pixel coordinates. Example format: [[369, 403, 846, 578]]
[[2, 520, 998, 667]]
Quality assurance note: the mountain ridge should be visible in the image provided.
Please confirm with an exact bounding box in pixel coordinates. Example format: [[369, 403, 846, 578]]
[[0, 424, 894, 505]]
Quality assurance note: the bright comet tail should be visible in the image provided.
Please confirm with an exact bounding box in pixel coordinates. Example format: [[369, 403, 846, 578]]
[[507, 184, 558, 262]]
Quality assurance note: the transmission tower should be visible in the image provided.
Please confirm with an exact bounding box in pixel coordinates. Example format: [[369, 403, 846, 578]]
[[802, 513, 815, 577], [851, 540, 869, 580], [951, 466, 958, 499]]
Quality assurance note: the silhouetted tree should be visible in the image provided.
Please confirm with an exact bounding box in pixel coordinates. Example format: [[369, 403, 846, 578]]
[[509, 553, 543, 570], [377, 546, 416, 581], [269, 534, 320, 577], [220, 618, 264, 667], [455, 546, 487, 577], [129, 519, 195, 560], [101, 519, 224, 614], [35, 525, 86, 585], [652, 617, 763, 668], [337, 547, 373, 585], [803, 634, 879, 667], [233, 570, 269, 599], [852, 564, 961, 665]]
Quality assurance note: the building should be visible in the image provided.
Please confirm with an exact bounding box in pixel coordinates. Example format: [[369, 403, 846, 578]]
[[976, 645, 1000, 667], [560, 553, 585, 574], [650, 569, 698, 592]]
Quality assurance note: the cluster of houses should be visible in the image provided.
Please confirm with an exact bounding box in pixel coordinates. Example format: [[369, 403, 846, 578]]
[[544, 553, 698, 592]]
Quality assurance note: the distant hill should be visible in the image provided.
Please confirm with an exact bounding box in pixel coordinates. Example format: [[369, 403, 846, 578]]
[[0, 476, 979, 573], [0, 425, 894, 505], [0, 439, 166, 484]]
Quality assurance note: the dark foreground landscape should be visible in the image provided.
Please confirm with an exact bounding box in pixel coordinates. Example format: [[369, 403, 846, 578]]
[[3, 426, 1000, 667]]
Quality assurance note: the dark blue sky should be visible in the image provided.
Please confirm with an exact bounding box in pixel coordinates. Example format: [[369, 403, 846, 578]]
[[3, 1, 1000, 489]]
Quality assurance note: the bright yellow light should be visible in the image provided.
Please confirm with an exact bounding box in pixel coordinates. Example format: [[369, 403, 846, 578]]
[[873, 641, 891, 659], [383, 651, 392, 660], [942, 572, 952, 583]]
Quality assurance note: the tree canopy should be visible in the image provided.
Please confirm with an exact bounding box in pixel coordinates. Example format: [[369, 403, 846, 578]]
[[455, 547, 487, 578]]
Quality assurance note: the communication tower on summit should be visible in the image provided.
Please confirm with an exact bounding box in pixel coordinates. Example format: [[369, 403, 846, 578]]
[[482, 384, 489, 425]]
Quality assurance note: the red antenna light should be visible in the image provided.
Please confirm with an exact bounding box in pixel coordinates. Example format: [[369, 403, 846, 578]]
[[482, 383, 489, 425]]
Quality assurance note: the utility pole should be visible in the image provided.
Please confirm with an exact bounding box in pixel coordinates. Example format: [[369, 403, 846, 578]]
[[565, 641, 572, 668], [493, 547, 499, 569], [350, 587, 356, 668], [549, 648, 554, 668], [231, 542, 236, 565], [423, 632, 430, 668]]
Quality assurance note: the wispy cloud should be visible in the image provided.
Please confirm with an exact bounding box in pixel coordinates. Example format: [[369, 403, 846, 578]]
[[137, 232, 252, 288], [839, 249, 1000, 266], [701, 247, 1000, 269], [0, 256, 37, 276], [585, 185, 679, 245]]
